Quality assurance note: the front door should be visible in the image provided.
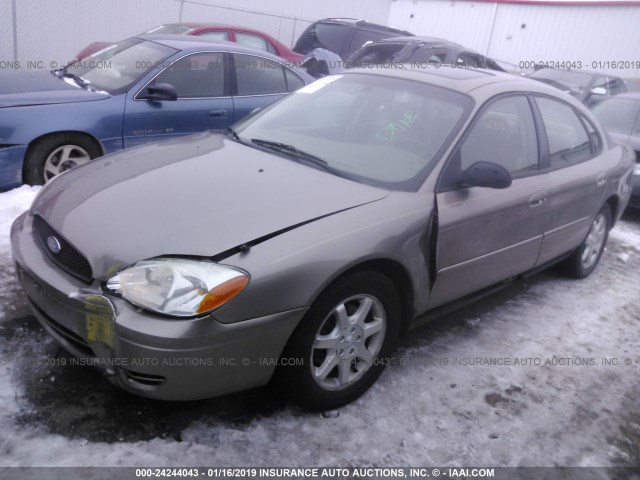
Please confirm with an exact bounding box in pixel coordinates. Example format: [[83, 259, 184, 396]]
[[123, 51, 233, 148], [430, 95, 550, 308]]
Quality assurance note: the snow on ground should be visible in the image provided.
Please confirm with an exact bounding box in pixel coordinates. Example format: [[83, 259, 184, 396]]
[[1, 187, 640, 469]]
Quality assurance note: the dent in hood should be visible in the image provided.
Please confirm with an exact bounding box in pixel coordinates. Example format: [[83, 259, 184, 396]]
[[32, 132, 389, 279]]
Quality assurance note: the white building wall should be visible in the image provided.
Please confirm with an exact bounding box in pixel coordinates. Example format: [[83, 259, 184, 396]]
[[389, 0, 640, 77], [2, 0, 392, 68]]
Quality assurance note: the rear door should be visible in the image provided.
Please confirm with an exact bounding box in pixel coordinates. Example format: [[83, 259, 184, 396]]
[[123, 51, 232, 148], [533, 96, 608, 264], [430, 95, 550, 308]]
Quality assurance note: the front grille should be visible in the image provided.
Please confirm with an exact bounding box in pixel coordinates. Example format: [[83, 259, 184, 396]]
[[33, 215, 93, 283], [31, 301, 94, 357]]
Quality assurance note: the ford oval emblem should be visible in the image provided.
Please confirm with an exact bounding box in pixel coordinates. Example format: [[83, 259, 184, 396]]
[[46, 236, 62, 254]]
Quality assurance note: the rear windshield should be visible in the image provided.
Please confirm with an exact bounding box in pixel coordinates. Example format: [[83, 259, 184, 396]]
[[294, 22, 352, 56], [143, 24, 195, 35]]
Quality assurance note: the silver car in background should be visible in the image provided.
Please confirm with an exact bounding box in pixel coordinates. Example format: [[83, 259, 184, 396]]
[[11, 67, 634, 410]]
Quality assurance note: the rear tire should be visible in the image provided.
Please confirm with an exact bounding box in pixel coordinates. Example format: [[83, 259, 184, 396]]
[[562, 205, 611, 279], [23, 134, 102, 185], [277, 271, 401, 411]]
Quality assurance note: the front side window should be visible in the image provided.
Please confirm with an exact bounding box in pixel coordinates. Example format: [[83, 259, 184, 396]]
[[234, 54, 286, 95], [536, 96, 592, 167], [234, 74, 471, 191], [441, 95, 538, 190], [154, 52, 225, 98]]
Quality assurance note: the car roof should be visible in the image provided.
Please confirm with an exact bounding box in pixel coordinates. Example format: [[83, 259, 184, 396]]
[[161, 22, 283, 40], [345, 64, 574, 97], [605, 92, 640, 101], [136, 34, 284, 58], [314, 18, 413, 36], [531, 68, 598, 79], [362, 36, 486, 57], [377, 35, 462, 47]]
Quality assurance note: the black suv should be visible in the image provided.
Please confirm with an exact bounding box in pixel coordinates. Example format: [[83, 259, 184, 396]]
[[293, 18, 413, 60]]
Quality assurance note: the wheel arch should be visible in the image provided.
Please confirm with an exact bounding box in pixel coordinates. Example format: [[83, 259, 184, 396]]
[[22, 131, 104, 175], [310, 258, 416, 337]]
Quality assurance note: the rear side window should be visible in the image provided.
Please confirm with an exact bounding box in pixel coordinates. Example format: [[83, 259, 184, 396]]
[[535, 97, 592, 167], [285, 69, 305, 91], [196, 31, 230, 41], [236, 32, 277, 55], [234, 54, 287, 95]]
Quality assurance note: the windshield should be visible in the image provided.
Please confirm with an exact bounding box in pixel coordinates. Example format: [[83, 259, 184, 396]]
[[143, 24, 196, 35], [530, 69, 592, 89], [592, 98, 640, 136], [234, 73, 472, 191], [66, 38, 177, 93]]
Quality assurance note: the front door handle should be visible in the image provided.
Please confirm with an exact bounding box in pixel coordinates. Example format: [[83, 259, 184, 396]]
[[529, 191, 548, 208], [209, 109, 228, 118]]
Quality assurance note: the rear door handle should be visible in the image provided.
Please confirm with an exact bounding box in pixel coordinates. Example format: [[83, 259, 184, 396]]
[[596, 173, 607, 187], [529, 191, 548, 208], [209, 109, 228, 118]]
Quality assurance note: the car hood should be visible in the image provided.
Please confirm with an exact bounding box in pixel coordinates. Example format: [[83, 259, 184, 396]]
[[0, 70, 110, 107], [31, 132, 389, 279]]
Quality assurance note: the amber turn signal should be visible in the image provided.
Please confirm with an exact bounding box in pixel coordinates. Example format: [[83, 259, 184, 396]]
[[196, 275, 249, 314]]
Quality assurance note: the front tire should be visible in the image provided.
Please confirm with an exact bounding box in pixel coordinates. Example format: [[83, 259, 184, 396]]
[[563, 205, 611, 279], [23, 134, 102, 185], [278, 271, 401, 411]]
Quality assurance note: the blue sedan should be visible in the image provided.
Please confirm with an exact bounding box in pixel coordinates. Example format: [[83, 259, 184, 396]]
[[0, 35, 312, 189]]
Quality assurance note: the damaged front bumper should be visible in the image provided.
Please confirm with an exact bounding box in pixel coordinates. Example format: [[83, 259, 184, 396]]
[[10, 211, 306, 401]]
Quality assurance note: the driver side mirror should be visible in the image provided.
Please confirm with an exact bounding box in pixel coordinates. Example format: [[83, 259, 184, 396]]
[[462, 161, 512, 189], [590, 86, 607, 96], [139, 83, 178, 102]]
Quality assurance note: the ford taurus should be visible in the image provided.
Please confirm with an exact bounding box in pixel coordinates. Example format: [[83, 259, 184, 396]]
[[11, 67, 634, 410]]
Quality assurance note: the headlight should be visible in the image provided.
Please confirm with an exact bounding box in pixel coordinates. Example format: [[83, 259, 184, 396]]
[[634, 163, 640, 176], [106, 259, 248, 317]]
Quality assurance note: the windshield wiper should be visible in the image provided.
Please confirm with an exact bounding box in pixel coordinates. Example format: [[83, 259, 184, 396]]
[[54, 65, 91, 89], [250, 138, 349, 179]]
